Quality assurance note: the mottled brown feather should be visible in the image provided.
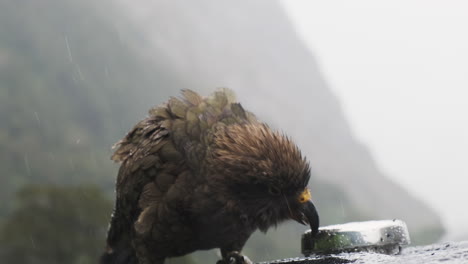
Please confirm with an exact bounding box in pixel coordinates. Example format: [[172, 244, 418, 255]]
[[102, 89, 313, 264]]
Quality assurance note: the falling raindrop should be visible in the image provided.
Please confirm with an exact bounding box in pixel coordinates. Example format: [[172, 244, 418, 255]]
[[69, 158, 75, 170], [105, 66, 110, 79], [34, 111, 40, 126], [71, 74, 78, 85], [64, 35, 73, 63], [340, 198, 345, 217], [30, 235, 36, 249], [24, 154, 31, 176], [76, 64, 85, 81]]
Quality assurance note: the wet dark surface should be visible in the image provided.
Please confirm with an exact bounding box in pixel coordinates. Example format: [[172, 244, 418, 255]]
[[263, 256, 353, 264], [259, 241, 468, 264]]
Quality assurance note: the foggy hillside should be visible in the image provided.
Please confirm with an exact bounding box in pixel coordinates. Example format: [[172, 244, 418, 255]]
[[116, 0, 443, 245], [0, 0, 443, 263]]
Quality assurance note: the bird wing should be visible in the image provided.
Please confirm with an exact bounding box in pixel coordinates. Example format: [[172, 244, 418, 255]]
[[105, 88, 256, 249], [106, 116, 173, 248]]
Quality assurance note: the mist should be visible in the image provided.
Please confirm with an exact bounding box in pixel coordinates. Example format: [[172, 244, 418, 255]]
[[1, 0, 462, 263], [282, 0, 468, 240]]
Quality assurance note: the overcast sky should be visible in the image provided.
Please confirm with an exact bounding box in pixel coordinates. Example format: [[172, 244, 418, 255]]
[[281, 0, 468, 239]]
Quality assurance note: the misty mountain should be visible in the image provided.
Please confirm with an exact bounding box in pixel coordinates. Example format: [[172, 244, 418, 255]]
[[116, 0, 444, 245], [0, 0, 183, 204], [1, 0, 443, 262]]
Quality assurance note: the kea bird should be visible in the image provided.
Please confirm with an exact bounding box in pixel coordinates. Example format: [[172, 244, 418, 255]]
[[101, 89, 319, 264]]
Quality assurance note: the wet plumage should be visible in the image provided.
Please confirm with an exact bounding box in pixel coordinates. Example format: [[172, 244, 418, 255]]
[[101, 89, 319, 264]]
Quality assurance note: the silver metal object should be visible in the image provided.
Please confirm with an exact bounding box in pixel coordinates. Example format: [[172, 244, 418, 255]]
[[302, 219, 411, 256]]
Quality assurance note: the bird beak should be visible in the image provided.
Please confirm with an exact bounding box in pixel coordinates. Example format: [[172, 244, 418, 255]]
[[303, 200, 320, 236], [292, 189, 320, 236]]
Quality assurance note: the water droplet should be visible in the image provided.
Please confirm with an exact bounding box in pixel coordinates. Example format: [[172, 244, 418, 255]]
[[64, 35, 73, 63], [30, 235, 36, 249], [34, 111, 40, 126], [24, 154, 31, 176]]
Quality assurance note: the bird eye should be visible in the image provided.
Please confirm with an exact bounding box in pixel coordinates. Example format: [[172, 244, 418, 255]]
[[268, 186, 281, 196]]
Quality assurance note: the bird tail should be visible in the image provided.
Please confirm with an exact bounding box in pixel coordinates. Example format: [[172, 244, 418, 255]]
[[100, 204, 138, 264], [100, 224, 137, 264], [100, 248, 137, 264]]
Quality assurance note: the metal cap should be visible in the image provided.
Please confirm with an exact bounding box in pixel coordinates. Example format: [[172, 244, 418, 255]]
[[302, 219, 411, 256]]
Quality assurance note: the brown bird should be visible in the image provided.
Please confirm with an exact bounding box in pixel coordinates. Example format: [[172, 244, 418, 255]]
[[101, 89, 319, 264]]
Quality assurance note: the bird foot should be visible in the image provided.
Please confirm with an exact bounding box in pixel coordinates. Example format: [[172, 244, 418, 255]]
[[216, 251, 252, 264]]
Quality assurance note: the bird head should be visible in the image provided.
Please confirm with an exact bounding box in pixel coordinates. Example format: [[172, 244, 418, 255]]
[[208, 123, 319, 235]]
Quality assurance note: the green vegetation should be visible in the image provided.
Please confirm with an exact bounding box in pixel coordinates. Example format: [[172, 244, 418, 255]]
[[0, 185, 112, 264], [0, 0, 182, 262], [0, 0, 183, 216]]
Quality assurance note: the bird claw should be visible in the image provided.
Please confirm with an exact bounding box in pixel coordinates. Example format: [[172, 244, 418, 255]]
[[216, 251, 252, 264]]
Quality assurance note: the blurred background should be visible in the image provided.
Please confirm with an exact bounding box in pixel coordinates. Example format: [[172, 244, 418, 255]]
[[1, 0, 466, 263]]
